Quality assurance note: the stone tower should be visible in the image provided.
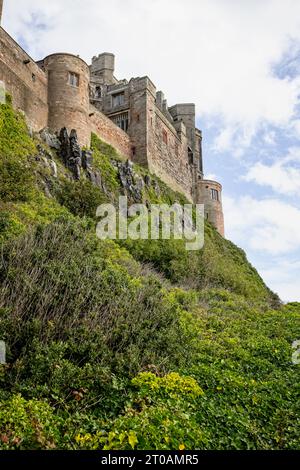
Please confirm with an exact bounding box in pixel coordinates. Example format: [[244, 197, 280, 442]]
[[90, 53, 115, 85], [42, 53, 91, 146], [196, 179, 224, 236]]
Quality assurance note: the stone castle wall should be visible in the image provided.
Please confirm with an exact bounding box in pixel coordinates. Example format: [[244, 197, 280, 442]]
[[0, 27, 48, 131], [151, 106, 194, 201], [89, 104, 133, 158]]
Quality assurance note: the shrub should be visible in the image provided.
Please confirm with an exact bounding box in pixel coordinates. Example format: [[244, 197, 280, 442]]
[[56, 178, 107, 218], [0, 395, 62, 450]]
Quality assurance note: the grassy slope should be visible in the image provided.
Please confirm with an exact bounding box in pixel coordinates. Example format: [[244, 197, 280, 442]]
[[0, 100, 299, 450]]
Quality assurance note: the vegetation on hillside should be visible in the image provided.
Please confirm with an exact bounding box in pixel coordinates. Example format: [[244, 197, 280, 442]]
[[0, 99, 299, 450]]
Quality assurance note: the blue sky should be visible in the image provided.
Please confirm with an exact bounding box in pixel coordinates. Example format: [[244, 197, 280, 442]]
[[2, 0, 300, 301]]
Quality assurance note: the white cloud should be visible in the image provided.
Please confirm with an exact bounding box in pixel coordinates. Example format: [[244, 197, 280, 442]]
[[263, 130, 276, 146], [223, 195, 300, 255], [3, 0, 300, 153], [243, 147, 300, 195], [223, 194, 300, 301], [258, 259, 300, 302], [205, 173, 217, 181], [244, 161, 300, 195]]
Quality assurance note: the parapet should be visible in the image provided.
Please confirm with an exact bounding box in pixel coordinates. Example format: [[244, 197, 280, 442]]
[[90, 53, 115, 84], [129, 76, 156, 97], [169, 103, 196, 120], [91, 53, 115, 72]]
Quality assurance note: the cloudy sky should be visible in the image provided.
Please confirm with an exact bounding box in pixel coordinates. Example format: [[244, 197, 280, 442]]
[[3, 0, 300, 301]]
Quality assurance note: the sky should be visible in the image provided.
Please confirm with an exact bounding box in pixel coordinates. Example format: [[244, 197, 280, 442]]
[[2, 0, 300, 302]]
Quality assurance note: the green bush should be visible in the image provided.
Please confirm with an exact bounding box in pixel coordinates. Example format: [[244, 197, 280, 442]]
[[56, 178, 107, 218], [0, 395, 62, 450]]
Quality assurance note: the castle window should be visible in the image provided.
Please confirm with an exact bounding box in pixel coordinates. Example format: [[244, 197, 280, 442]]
[[175, 142, 179, 157], [188, 147, 194, 165], [69, 72, 79, 87], [111, 112, 129, 132], [162, 129, 168, 145], [211, 189, 219, 201], [32, 73, 36, 82], [95, 86, 101, 99], [112, 92, 125, 108]]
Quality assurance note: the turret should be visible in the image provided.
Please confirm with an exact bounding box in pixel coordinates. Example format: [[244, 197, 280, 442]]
[[43, 53, 90, 146], [90, 53, 115, 85], [169, 103, 203, 174], [196, 179, 225, 236]]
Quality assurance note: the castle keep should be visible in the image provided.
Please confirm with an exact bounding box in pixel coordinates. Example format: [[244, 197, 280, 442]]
[[0, 0, 224, 235]]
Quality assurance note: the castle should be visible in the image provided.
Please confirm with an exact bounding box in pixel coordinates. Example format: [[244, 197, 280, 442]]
[[0, 0, 224, 236]]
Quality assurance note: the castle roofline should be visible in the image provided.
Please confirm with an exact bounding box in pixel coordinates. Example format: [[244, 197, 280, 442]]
[[200, 179, 223, 189], [1, 26, 40, 68], [169, 103, 195, 108], [43, 52, 89, 67], [129, 75, 156, 90], [93, 52, 114, 57]]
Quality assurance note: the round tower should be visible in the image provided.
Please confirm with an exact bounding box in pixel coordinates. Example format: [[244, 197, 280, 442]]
[[197, 179, 225, 236], [43, 53, 90, 146]]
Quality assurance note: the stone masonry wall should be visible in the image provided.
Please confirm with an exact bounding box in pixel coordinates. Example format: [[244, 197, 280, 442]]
[[89, 104, 133, 158], [151, 106, 194, 201], [0, 27, 48, 131]]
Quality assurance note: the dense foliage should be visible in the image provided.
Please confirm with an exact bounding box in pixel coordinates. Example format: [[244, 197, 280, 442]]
[[0, 99, 299, 450]]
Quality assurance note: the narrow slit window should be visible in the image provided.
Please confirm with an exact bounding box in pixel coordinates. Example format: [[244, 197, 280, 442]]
[[211, 189, 219, 201], [163, 129, 168, 145], [69, 72, 79, 87], [95, 86, 101, 98]]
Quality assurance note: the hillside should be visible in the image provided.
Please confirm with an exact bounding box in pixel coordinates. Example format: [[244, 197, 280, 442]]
[[0, 98, 299, 450]]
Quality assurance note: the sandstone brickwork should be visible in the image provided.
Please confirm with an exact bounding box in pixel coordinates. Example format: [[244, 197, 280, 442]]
[[43, 53, 91, 147], [0, 28, 48, 131], [89, 103, 132, 158]]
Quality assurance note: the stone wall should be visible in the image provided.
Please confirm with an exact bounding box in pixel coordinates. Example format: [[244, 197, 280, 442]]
[[0, 27, 48, 131], [89, 105, 133, 158], [151, 106, 194, 201], [128, 77, 153, 168]]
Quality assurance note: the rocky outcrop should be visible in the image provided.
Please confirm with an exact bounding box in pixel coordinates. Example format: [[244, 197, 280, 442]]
[[40, 128, 61, 150], [58, 127, 82, 180], [40, 127, 161, 204]]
